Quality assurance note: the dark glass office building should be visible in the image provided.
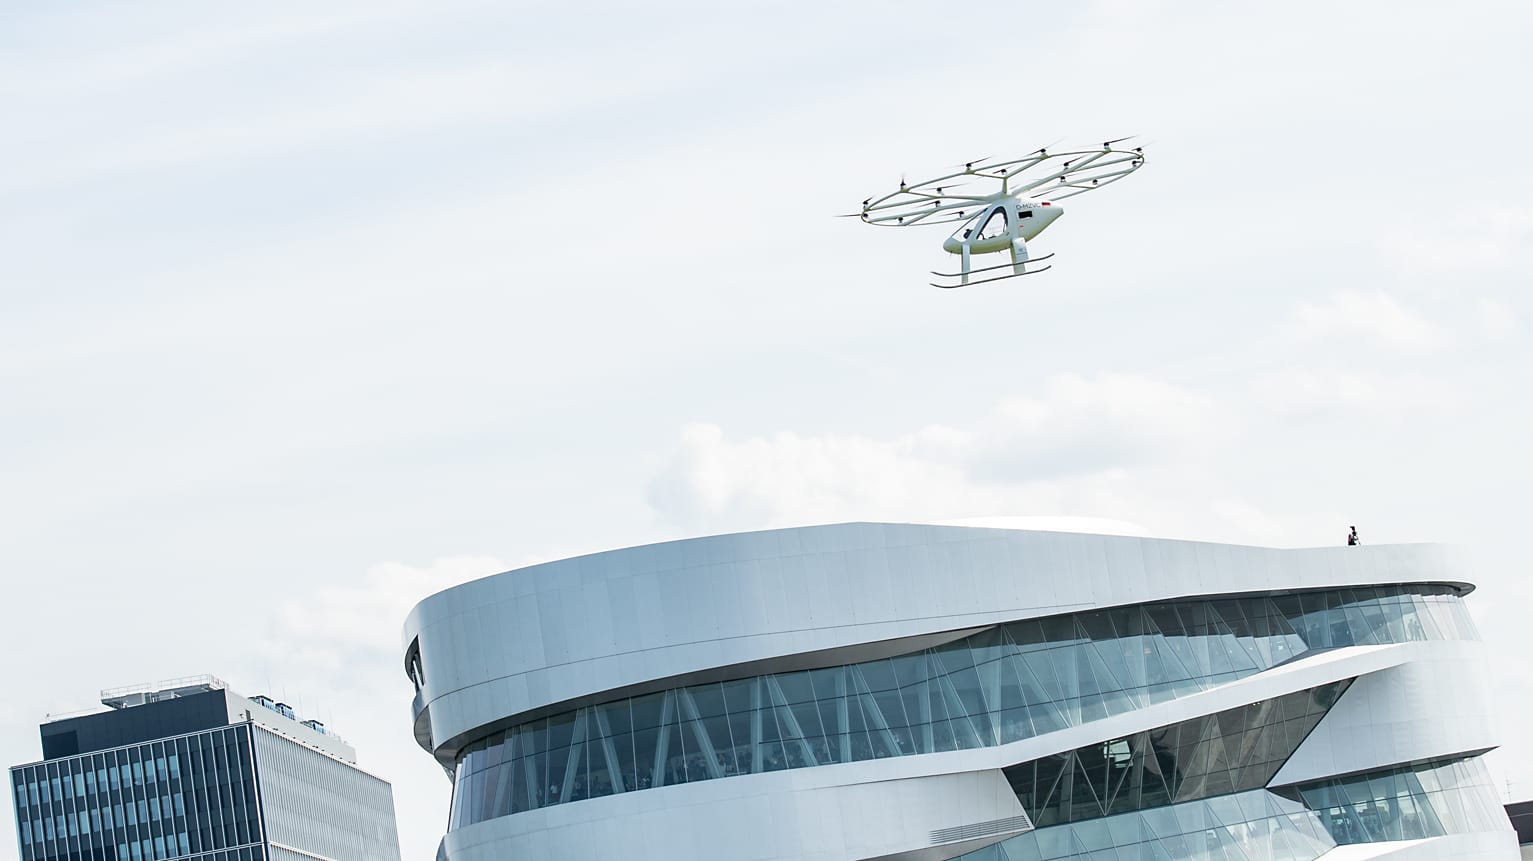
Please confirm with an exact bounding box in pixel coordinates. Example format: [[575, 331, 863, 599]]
[[10, 676, 401, 861]]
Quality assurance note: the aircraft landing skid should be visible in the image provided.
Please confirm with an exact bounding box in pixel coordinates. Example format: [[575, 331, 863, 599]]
[[929, 254, 1055, 289]]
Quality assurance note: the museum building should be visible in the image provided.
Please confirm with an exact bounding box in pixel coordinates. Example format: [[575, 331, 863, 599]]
[[402, 521, 1515, 860]]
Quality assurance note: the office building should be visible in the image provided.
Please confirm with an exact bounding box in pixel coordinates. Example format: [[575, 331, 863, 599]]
[[10, 675, 401, 861], [1505, 800, 1533, 859]]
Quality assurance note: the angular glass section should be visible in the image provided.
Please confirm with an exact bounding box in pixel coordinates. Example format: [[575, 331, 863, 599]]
[[954, 789, 1338, 861], [448, 585, 1473, 827], [1283, 755, 1508, 845], [951, 755, 1510, 861], [1003, 681, 1350, 827]]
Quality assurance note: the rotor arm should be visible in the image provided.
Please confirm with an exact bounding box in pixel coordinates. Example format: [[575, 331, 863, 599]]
[[1007, 150, 1142, 196], [861, 186, 993, 226], [862, 201, 984, 226], [863, 190, 990, 213], [1032, 161, 1141, 200], [855, 143, 1145, 226], [863, 167, 973, 207]]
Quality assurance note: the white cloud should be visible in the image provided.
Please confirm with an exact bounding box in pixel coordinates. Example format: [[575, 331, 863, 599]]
[[5, 3, 1533, 858], [1378, 204, 1533, 274], [1477, 298, 1523, 339], [0, 3, 430, 101], [646, 374, 1241, 536], [2, 56, 692, 195], [272, 556, 507, 664], [646, 422, 973, 528], [1253, 369, 1462, 419], [1291, 289, 1450, 351], [969, 375, 1228, 481]]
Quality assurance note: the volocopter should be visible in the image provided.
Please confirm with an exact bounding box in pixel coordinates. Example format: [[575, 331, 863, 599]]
[[854, 139, 1145, 288]]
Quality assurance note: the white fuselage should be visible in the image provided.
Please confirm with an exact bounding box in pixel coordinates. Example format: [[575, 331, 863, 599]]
[[942, 198, 1063, 256]]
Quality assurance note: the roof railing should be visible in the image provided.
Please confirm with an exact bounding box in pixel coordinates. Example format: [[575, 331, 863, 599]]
[[100, 674, 230, 707], [41, 706, 113, 724]]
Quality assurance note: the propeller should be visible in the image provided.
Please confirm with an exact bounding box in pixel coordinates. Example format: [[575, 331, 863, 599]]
[[847, 139, 1145, 226], [1031, 138, 1065, 158], [947, 155, 990, 172]]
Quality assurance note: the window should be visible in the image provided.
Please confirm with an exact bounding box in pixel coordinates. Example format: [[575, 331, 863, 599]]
[[407, 638, 426, 693], [977, 208, 1009, 240], [444, 586, 1474, 827]]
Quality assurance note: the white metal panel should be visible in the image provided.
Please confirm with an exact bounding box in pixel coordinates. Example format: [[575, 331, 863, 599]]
[[251, 725, 402, 861], [403, 524, 1471, 756], [1317, 832, 1519, 859], [1271, 639, 1500, 786], [438, 767, 1024, 861], [400, 523, 1500, 861]]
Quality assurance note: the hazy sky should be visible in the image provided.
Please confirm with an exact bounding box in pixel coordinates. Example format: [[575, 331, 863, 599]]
[[3, 1, 1532, 858]]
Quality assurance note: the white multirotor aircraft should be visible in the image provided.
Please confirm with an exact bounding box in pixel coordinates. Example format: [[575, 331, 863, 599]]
[[854, 139, 1145, 288]]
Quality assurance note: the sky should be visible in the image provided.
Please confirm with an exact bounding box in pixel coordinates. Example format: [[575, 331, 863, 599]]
[[2, 0, 1531, 858]]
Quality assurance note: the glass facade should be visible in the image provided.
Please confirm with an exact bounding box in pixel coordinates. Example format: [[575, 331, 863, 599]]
[[448, 585, 1474, 827], [953, 755, 1508, 861], [1003, 682, 1350, 828], [10, 725, 265, 861], [1285, 756, 1507, 845], [954, 790, 1338, 861]]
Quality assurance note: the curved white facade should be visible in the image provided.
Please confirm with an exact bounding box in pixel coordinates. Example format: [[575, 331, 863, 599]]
[[402, 523, 1516, 860]]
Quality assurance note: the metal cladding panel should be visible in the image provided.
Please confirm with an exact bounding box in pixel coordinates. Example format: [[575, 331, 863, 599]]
[[250, 725, 402, 861], [438, 767, 1028, 861], [1270, 639, 1501, 786], [1311, 832, 1520, 859], [403, 523, 1472, 757], [269, 847, 331, 861], [401, 524, 1508, 861]]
